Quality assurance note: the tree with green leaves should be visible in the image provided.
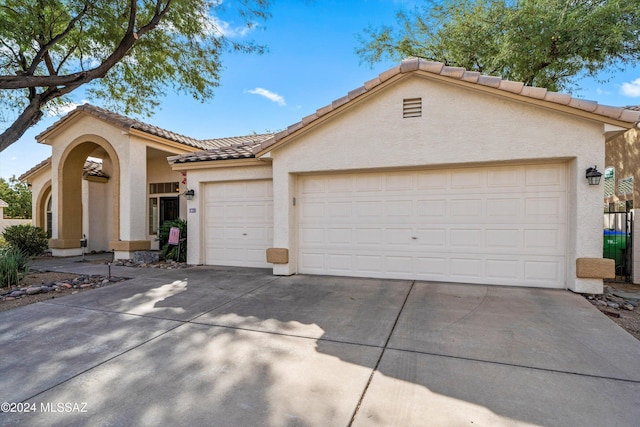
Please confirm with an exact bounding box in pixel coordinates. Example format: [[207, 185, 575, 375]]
[[0, 0, 272, 151], [357, 0, 640, 92], [0, 176, 31, 218]]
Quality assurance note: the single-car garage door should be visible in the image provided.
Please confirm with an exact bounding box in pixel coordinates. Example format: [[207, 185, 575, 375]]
[[204, 180, 273, 268], [298, 164, 567, 288]]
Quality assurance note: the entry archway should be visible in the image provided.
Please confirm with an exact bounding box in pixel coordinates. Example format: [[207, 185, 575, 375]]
[[49, 135, 121, 251]]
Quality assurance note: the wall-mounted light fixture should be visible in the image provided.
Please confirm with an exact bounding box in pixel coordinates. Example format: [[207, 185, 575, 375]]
[[586, 166, 602, 186], [184, 189, 195, 200]]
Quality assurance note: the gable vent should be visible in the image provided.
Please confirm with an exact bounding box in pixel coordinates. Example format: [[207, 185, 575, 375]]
[[403, 98, 422, 118]]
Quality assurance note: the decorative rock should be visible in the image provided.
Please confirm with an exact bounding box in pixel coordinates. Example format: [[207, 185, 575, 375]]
[[622, 303, 635, 311], [10, 290, 26, 297], [61, 283, 73, 289], [80, 284, 92, 288], [5, 297, 15, 301], [606, 301, 620, 309], [26, 287, 42, 295]]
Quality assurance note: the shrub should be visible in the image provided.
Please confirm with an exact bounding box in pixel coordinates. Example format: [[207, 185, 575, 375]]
[[158, 218, 187, 262], [2, 224, 48, 256], [0, 247, 30, 288]]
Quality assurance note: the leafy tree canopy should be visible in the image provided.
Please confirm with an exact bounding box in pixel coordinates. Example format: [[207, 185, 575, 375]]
[[0, 176, 31, 218], [0, 0, 272, 151], [356, 0, 640, 92]]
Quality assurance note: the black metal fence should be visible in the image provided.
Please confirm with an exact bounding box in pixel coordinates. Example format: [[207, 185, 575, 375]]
[[603, 211, 633, 282]]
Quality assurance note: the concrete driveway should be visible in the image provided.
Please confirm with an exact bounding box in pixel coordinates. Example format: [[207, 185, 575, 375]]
[[1, 259, 639, 426]]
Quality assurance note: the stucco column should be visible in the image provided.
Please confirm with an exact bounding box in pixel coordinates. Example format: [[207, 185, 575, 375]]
[[111, 142, 150, 258], [571, 158, 606, 294], [272, 168, 296, 275]]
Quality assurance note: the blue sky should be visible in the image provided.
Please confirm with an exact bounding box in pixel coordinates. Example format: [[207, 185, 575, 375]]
[[2, 0, 640, 180]]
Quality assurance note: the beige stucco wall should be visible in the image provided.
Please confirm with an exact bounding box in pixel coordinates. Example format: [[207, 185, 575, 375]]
[[605, 128, 639, 207], [39, 114, 193, 258], [266, 74, 607, 293], [178, 162, 273, 265]]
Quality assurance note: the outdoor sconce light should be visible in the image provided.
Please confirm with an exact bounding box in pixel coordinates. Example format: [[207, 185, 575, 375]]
[[184, 189, 195, 200], [586, 166, 603, 186]]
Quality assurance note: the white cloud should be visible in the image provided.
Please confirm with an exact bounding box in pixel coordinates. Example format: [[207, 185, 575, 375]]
[[246, 88, 286, 106], [596, 88, 612, 96], [620, 78, 640, 97], [45, 99, 90, 117], [207, 16, 256, 38]]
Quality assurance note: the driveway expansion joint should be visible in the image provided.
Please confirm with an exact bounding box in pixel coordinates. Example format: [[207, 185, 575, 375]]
[[348, 280, 417, 427]]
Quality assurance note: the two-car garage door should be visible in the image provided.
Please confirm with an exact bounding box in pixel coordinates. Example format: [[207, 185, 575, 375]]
[[297, 164, 567, 288]]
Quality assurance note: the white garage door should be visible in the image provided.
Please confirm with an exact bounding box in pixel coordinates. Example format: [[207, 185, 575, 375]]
[[204, 180, 273, 268], [298, 164, 567, 288]]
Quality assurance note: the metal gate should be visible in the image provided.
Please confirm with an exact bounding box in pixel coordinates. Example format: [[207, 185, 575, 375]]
[[603, 211, 633, 282]]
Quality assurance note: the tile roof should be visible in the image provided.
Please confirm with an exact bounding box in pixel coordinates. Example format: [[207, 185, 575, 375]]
[[18, 157, 51, 181], [38, 104, 217, 150], [167, 135, 273, 164], [83, 159, 109, 178], [19, 157, 109, 181], [254, 58, 640, 155]]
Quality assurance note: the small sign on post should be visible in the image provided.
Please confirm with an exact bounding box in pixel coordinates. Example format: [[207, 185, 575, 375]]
[[168, 227, 180, 245]]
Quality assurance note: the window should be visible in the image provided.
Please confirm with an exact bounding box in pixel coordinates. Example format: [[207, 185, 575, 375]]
[[149, 198, 158, 235], [46, 196, 52, 238], [618, 176, 633, 196], [604, 167, 615, 198], [150, 182, 179, 194]]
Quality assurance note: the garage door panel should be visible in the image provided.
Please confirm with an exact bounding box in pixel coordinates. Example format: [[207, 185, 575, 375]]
[[298, 164, 567, 287], [204, 180, 272, 268]]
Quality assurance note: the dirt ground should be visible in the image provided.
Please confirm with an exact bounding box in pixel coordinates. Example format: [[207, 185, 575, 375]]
[[592, 282, 640, 341], [2, 272, 640, 341]]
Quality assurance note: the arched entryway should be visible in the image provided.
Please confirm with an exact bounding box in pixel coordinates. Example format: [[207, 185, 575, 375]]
[[48, 136, 121, 253]]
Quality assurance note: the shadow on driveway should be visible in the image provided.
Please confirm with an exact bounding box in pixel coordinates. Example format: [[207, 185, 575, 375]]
[[1, 267, 639, 426]]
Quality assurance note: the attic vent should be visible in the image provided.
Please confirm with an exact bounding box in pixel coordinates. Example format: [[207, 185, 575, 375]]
[[403, 98, 422, 118]]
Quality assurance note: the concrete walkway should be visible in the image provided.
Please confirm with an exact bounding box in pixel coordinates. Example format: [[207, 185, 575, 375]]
[[1, 256, 639, 426]]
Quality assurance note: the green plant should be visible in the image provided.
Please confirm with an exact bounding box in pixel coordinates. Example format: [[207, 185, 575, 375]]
[[2, 224, 49, 256], [158, 218, 187, 262], [0, 247, 30, 288]]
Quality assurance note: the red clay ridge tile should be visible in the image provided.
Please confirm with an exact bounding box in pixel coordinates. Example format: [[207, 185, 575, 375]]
[[498, 80, 524, 94], [348, 86, 367, 99], [544, 92, 572, 105], [400, 58, 420, 72], [332, 95, 350, 109], [461, 71, 480, 83], [418, 61, 445, 74], [520, 86, 547, 99], [316, 104, 334, 117], [379, 66, 401, 82], [440, 66, 465, 79], [477, 75, 502, 88], [620, 109, 640, 123], [364, 77, 381, 90]]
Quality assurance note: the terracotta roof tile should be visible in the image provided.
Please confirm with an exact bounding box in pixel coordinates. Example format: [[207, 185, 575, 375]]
[[461, 71, 481, 83], [478, 75, 502, 88], [255, 57, 640, 155], [167, 134, 273, 164], [37, 104, 272, 153], [20, 157, 111, 181]]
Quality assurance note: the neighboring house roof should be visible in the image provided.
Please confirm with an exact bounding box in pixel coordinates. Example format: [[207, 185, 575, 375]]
[[0, 199, 8, 208], [167, 134, 273, 164], [20, 157, 109, 181], [254, 58, 640, 156], [625, 105, 640, 111]]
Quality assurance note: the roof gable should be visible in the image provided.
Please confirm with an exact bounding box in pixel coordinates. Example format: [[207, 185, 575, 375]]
[[254, 58, 640, 156]]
